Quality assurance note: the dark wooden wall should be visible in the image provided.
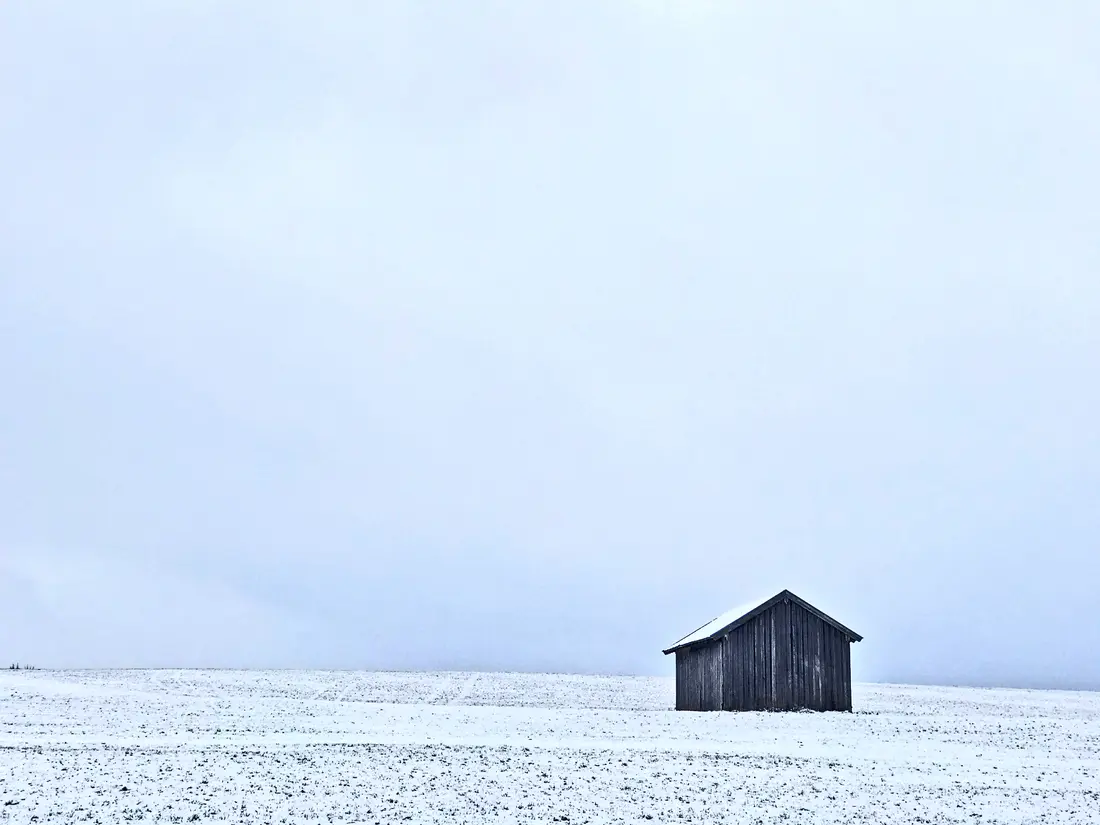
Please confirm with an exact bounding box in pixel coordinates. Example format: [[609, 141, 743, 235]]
[[722, 609, 777, 711], [674, 640, 723, 711], [673, 598, 854, 712]]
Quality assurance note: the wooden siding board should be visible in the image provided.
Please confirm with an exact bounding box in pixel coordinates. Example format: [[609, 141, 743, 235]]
[[807, 610, 813, 708], [737, 624, 748, 711], [725, 630, 736, 711], [818, 620, 827, 711], [802, 611, 810, 711], [743, 621, 752, 712], [775, 599, 790, 711], [837, 634, 844, 711], [710, 640, 723, 709], [752, 615, 759, 712], [815, 615, 825, 710], [804, 609, 812, 709], [725, 630, 744, 712], [813, 614, 823, 710], [791, 604, 801, 709], [753, 615, 764, 711], [830, 630, 839, 711], [843, 635, 852, 711], [749, 623, 754, 710], [744, 619, 754, 712], [832, 634, 840, 711], [805, 610, 814, 710], [770, 611, 778, 710], [758, 616, 765, 711], [836, 630, 844, 708], [791, 603, 799, 711], [734, 630, 743, 712], [729, 627, 738, 711], [834, 631, 844, 711], [721, 635, 730, 711]]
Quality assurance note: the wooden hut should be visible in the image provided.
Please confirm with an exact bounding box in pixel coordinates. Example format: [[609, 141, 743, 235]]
[[663, 590, 862, 712]]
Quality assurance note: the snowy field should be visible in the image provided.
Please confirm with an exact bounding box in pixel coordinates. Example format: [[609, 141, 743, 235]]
[[1, 670, 1098, 823]]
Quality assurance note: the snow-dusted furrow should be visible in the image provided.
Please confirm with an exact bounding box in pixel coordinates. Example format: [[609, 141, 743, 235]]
[[451, 671, 480, 705]]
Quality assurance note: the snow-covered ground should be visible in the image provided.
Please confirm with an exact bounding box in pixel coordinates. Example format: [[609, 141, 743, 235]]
[[1, 670, 1097, 823]]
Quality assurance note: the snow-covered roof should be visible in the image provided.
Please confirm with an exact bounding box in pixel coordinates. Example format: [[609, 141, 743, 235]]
[[662, 590, 863, 654], [665, 598, 770, 651]]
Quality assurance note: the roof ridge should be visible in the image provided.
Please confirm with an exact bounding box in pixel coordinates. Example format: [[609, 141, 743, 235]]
[[662, 590, 862, 655]]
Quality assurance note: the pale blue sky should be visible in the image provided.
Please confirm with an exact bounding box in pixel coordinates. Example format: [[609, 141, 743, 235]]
[[2, 2, 1098, 688]]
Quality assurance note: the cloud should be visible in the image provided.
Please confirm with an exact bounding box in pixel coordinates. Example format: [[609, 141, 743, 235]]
[[1, 1, 1098, 685]]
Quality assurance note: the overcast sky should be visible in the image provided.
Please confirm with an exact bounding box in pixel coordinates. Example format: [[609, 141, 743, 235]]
[[2, 2, 1098, 689]]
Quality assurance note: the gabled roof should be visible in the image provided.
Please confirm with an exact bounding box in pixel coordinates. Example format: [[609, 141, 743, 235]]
[[662, 589, 863, 655]]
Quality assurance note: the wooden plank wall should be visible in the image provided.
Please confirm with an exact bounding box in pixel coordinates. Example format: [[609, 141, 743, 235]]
[[674, 641, 725, 711], [721, 600, 853, 712], [722, 612, 777, 711]]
